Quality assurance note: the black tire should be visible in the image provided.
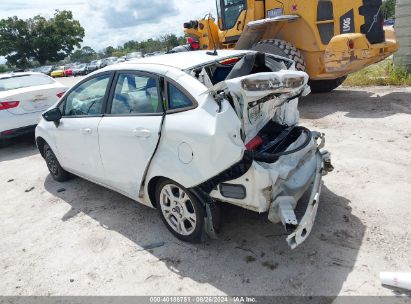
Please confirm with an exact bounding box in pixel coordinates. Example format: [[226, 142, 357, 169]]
[[155, 179, 204, 243], [308, 76, 347, 93], [43, 144, 71, 182], [252, 39, 306, 71]]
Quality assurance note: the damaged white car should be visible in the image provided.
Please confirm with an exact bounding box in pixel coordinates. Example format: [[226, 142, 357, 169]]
[[35, 50, 333, 249]]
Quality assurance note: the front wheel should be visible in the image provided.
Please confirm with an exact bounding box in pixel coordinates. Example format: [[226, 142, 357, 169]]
[[156, 179, 204, 243], [44, 144, 71, 182]]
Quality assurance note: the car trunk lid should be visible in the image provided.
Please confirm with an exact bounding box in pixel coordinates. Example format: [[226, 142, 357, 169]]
[[0, 85, 63, 115], [207, 70, 310, 143]]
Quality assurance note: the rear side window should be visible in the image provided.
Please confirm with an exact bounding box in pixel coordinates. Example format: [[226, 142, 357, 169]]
[[168, 83, 193, 110], [0, 74, 55, 91], [111, 73, 161, 114]]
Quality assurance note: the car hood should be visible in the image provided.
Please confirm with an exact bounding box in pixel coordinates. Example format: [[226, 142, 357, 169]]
[[207, 70, 310, 143]]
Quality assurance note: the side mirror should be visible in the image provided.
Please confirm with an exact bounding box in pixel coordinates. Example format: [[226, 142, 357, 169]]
[[43, 108, 62, 122]]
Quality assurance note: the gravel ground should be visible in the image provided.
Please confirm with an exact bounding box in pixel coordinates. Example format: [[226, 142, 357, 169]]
[[0, 80, 410, 297]]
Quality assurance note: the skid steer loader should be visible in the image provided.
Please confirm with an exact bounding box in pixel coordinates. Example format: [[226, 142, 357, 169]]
[[183, 0, 399, 92]]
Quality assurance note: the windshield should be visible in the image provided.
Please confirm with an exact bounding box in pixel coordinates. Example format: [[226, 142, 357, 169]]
[[0, 74, 54, 91], [216, 0, 246, 30]]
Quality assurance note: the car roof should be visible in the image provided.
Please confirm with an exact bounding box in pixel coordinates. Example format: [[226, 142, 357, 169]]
[[122, 50, 252, 70]]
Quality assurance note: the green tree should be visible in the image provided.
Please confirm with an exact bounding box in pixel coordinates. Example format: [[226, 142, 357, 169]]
[[112, 50, 127, 57], [0, 10, 84, 67], [0, 64, 10, 73], [123, 40, 140, 52], [71, 46, 97, 62], [105, 46, 116, 57], [102, 34, 187, 58], [178, 35, 188, 45], [382, 0, 396, 19], [161, 34, 180, 51]]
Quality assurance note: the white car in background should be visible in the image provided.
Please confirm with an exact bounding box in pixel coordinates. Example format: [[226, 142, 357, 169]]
[[35, 50, 333, 249], [0, 72, 67, 140]]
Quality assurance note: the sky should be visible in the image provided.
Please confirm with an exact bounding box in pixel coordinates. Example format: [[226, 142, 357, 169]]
[[0, 0, 217, 63]]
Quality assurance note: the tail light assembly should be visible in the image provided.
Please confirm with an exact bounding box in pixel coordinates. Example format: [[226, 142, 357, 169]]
[[187, 37, 200, 50], [0, 101, 20, 111], [56, 92, 65, 98], [219, 57, 240, 65]]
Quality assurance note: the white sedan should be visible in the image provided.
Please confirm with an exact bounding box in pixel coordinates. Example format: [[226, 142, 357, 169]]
[[0, 72, 67, 140], [35, 50, 333, 248]]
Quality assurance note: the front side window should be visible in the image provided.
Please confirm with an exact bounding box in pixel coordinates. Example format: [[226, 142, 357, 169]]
[[217, 0, 246, 30], [111, 73, 162, 114], [168, 83, 193, 110], [63, 74, 110, 116]]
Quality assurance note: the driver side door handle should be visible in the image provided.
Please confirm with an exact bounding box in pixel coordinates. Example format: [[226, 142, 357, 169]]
[[133, 128, 152, 138], [80, 128, 92, 135]]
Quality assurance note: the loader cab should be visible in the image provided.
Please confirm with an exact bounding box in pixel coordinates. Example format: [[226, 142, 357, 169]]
[[216, 0, 246, 30], [216, 0, 247, 45]]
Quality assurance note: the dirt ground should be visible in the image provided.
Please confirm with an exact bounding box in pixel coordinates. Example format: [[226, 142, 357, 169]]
[[0, 78, 410, 297]]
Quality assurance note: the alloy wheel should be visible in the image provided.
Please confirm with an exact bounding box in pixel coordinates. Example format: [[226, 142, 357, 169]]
[[159, 184, 197, 236]]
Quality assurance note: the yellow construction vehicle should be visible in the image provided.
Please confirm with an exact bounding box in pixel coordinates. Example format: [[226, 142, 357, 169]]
[[183, 0, 399, 92]]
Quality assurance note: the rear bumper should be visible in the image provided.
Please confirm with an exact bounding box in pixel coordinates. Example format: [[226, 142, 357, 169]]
[[0, 124, 36, 139], [282, 151, 325, 249], [0, 111, 43, 137], [210, 132, 332, 249], [73, 70, 86, 75], [51, 73, 64, 78], [265, 133, 332, 249], [314, 30, 399, 79]]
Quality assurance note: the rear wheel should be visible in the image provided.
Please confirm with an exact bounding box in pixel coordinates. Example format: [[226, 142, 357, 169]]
[[44, 144, 71, 182], [308, 76, 347, 93], [252, 39, 346, 92], [156, 179, 204, 243]]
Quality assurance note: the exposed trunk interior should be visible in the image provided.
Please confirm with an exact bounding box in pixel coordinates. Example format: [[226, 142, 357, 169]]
[[247, 121, 311, 163], [188, 52, 311, 164]]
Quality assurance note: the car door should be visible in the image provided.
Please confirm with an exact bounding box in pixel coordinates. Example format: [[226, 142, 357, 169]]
[[53, 73, 113, 182], [98, 71, 164, 198]]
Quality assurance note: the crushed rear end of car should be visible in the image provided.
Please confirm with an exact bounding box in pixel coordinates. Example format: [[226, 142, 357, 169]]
[[200, 52, 334, 248]]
